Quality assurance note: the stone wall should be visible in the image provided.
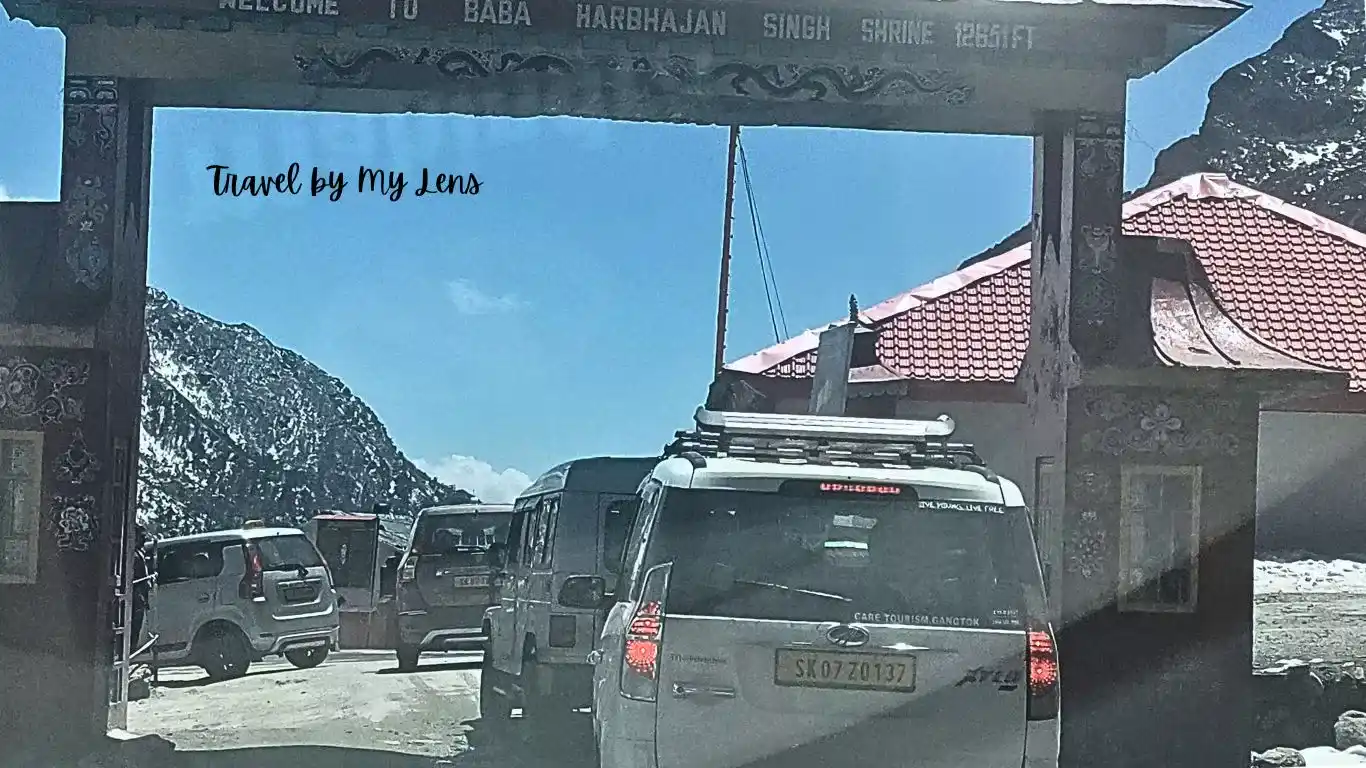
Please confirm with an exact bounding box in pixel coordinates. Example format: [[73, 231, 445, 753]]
[[1255, 662, 1366, 752]]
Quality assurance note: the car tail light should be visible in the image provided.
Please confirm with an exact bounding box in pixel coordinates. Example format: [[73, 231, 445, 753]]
[[619, 565, 670, 702], [399, 552, 418, 583], [239, 543, 265, 600], [1026, 618, 1059, 721]]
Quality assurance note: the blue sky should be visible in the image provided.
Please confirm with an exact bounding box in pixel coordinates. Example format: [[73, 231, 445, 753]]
[[0, 0, 1320, 501]]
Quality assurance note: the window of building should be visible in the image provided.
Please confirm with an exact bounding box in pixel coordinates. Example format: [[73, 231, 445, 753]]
[[1119, 465, 1201, 613], [0, 431, 43, 585]]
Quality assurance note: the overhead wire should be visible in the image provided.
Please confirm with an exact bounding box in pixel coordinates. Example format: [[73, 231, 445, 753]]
[[736, 134, 790, 343]]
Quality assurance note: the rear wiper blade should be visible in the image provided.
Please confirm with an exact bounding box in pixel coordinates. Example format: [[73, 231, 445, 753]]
[[732, 578, 851, 603], [265, 562, 310, 577]]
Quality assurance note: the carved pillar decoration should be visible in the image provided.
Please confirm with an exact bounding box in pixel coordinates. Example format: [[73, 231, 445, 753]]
[[0, 348, 110, 763], [56, 73, 153, 748], [1068, 112, 1126, 365]]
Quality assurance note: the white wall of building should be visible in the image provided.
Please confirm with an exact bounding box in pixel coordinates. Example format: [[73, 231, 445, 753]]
[[1257, 411, 1366, 555]]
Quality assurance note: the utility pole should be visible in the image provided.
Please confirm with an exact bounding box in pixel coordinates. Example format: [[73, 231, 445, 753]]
[[713, 125, 741, 376]]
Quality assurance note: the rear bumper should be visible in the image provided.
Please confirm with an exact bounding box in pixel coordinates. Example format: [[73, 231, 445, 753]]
[[398, 604, 491, 649], [257, 626, 339, 656]]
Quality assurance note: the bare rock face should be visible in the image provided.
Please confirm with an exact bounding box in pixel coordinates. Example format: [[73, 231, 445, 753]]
[[1337, 710, 1366, 751], [1252, 747, 1307, 767], [1149, 0, 1366, 228], [139, 287, 474, 537]]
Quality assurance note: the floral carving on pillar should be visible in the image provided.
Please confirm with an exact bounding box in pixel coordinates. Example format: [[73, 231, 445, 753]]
[[56, 429, 101, 486], [1078, 390, 1245, 457], [0, 357, 90, 426], [47, 494, 99, 552], [1070, 115, 1125, 362], [59, 76, 121, 294], [1065, 468, 1115, 580]]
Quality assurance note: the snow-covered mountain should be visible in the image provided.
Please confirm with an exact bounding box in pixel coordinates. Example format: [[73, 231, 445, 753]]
[[1150, 0, 1366, 225], [959, 0, 1363, 271], [139, 287, 472, 536]]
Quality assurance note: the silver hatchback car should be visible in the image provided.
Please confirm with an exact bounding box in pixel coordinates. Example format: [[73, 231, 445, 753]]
[[591, 409, 1060, 768], [136, 526, 341, 680]]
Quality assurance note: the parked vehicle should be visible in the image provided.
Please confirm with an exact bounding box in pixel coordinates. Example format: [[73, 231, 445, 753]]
[[307, 512, 383, 614], [136, 526, 341, 681], [480, 457, 658, 732], [395, 503, 513, 671], [589, 409, 1060, 768]]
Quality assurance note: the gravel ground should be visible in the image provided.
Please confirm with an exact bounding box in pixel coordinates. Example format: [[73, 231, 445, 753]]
[[128, 650, 594, 768], [123, 563, 1366, 766], [1255, 591, 1366, 668]]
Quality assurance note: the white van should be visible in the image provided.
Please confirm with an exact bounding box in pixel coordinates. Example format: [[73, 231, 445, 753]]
[[480, 456, 658, 733], [590, 409, 1060, 768]]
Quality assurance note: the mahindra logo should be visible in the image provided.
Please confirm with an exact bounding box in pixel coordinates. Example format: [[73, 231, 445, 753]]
[[826, 624, 870, 648]]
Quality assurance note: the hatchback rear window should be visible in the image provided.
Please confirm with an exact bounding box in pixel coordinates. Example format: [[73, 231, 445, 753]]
[[255, 534, 325, 570], [649, 487, 1024, 628]]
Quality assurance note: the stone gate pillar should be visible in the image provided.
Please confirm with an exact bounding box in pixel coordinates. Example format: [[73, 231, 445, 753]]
[[0, 74, 151, 765], [1026, 111, 1258, 768]]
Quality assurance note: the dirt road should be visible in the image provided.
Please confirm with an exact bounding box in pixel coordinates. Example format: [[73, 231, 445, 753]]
[[1256, 591, 1366, 668], [129, 650, 594, 768]]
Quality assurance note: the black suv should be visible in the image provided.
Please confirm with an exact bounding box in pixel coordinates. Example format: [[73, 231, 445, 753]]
[[394, 503, 513, 671]]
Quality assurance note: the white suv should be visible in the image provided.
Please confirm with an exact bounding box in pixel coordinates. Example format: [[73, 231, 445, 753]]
[[590, 409, 1060, 768]]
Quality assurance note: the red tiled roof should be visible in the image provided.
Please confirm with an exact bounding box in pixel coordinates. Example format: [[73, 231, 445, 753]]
[[728, 173, 1366, 392]]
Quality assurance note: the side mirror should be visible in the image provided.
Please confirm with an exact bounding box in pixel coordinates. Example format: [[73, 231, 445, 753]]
[[558, 575, 607, 609]]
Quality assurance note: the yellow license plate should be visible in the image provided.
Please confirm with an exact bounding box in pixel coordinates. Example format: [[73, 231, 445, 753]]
[[774, 649, 916, 692]]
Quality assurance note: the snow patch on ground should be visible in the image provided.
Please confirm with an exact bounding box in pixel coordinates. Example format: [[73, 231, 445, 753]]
[[1303, 745, 1366, 765], [1257, 559, 1366, 594]]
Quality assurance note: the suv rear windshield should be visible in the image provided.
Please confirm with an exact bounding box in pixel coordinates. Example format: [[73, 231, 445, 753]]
[[414, 512, 511, 564], [649, 488, 1025, 628], [255, 534, 325, 571]]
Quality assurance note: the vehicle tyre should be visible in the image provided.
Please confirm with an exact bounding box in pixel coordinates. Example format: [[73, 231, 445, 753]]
[[199, 624, 251, 682], [396, 644, 421, 672], [479, 646, 515, 727], [284, 646, 329, 669]]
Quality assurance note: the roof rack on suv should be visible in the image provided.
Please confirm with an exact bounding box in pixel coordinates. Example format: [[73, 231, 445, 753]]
[[663, 408, 995, 479]]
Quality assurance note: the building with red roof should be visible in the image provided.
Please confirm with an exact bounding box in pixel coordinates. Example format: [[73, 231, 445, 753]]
[[725, 173, 1366, 555]]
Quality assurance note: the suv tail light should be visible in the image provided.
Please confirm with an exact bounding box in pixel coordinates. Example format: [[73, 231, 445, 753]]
[[619, 564, 670, 702], [399, 551, 418, 583], [239, 543, 265, 600], [1025, 618, 1059, 721]]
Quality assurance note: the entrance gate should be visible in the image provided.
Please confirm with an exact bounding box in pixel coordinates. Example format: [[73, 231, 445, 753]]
[[0, 0, 1270, 765]]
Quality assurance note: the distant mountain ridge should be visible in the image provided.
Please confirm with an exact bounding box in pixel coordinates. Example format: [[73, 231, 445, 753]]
[[959, 0, 1365, 271], [139, 287, 472, 537], [1150, 0, 1366, 228]]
